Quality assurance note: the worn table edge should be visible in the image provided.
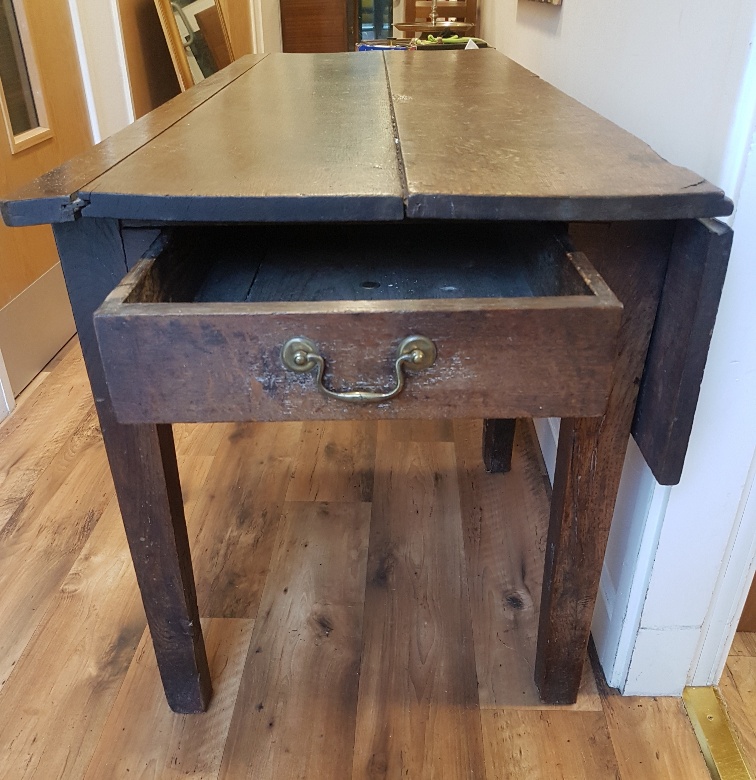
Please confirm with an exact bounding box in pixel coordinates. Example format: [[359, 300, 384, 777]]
[[405, 192, 734, 222], [0, 54, 269, 228], [77, 192, 406, 223]]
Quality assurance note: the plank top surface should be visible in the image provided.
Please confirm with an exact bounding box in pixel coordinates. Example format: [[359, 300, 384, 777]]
[[1, 51, 732, 225], [82, 53, 405, 223], [0, 55, 269, 227], [385, 52, 731, 221]]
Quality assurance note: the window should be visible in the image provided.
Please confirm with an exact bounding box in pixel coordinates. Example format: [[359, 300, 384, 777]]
[[0, 0, 51, 152]]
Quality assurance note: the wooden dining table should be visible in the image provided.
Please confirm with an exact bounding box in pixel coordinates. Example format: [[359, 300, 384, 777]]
[[1, 50, 733, 714]]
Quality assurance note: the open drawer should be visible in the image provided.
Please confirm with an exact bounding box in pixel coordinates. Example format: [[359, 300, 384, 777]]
[[94, 223, 622, 423]]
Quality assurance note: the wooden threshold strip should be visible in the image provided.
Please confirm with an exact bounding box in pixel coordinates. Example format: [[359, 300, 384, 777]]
[[684, 686, 753, 780]]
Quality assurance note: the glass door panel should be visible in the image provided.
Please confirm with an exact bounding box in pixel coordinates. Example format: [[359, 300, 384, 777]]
[[0, 0, 50, 152]]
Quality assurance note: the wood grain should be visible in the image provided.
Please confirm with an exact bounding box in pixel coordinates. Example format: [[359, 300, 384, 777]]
[[380, 418, 454, 441], [385, 51, 731, 222], [280, 0, 349, 52], [6, 52, 733, 228], [601, 695, 711, 779], [1, 55, 267, 227], [84, 618, 254, 779], [286, 421, 376, 502], [174, 421, 230, 519], [0, 341, 91, 533], [0, 0, 91, 304], [0, 405, 110, 690], [188, 422, 301, 619], [0, 346, 719, 777], [352, 426, 486, 779], [0, 499, 145, 780], [633, 218, 734, 484], [482, 418, 516, 473], [730, 632, 756, 657], [94, 259, 621, 424], [480, 709, 621, 778], [454, 419, 601, 710], [720, 656, 756, 774], [219, 502, 371, 780], [80, 54, 404, 223]]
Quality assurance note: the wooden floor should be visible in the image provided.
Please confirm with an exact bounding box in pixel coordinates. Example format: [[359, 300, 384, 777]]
[[0, 339, 713, 779], [721, 633, 756, 776]]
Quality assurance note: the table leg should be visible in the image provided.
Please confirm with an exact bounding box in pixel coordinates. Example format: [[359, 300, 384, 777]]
[[534, 221, 676, 704], [53, 218, 211, 713], [482, 418, 517, 473]]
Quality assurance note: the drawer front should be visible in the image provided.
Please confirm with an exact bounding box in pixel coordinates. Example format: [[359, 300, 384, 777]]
[[95, 269, 621, 424]]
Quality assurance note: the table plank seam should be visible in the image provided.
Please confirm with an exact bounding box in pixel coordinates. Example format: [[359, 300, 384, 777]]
[[382, 53, 410, 213]]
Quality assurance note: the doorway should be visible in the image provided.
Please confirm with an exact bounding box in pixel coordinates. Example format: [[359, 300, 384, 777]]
[[359, 0, 393, 41]]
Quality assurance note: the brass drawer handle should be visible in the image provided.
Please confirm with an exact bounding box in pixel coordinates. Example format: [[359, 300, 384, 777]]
[[281, 335, 437, 403]]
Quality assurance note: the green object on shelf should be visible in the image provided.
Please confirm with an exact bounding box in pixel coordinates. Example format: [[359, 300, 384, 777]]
[[423, 34, 487, 45]]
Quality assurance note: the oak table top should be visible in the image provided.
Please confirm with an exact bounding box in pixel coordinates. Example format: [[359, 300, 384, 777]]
[[2, 51, 731, 227]]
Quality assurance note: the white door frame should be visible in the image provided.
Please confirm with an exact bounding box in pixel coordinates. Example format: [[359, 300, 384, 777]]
[[690, 9, 756, 683], [688, 104, 756, 684]]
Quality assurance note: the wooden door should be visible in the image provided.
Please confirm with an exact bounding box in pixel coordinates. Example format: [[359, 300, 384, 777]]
[[0, 0, 92, 393], [279, 0, 354, 52], [116, 0, 181, 119], [738, 575, 756, 631]]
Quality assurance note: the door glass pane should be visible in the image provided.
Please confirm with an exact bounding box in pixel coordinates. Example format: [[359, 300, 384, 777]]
[[0, 0, 39, 135], [359, 0, 393, 41]]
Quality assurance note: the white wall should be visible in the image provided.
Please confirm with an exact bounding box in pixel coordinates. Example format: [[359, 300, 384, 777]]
[[68, 0, 134, 142], [251, 0, 282, 53], [483, 0, 756, 692], [481, 0, 754, 187]]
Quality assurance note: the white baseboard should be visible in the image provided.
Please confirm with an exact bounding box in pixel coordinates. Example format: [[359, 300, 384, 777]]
[[0, 263, 76, 396], [624, 626, 702, 696]]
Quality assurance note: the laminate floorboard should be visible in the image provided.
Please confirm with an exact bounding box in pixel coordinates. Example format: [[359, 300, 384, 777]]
[[0, 405, 110, 691], [188, 421, 301, 619], [480, 709, 621, 778], [601, 695, 710, 779], [286, 420, 376, 502], [352, 424, 486, 780], [0, 340, 91, 533], [219, 502, 371, 780], [454, 419, 601, 710], [0, 498, 146, 779], [84, 618, 254, 780], [0, 340, 715, 778], [720, 632, 756, 774]]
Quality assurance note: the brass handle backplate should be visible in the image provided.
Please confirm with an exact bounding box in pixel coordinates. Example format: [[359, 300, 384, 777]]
[[281, 335, 437, 403]]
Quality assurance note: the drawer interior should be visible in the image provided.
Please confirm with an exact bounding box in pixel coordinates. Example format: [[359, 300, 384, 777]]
[[126, 223, 597, 305], [99, 221, 622, 424]]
